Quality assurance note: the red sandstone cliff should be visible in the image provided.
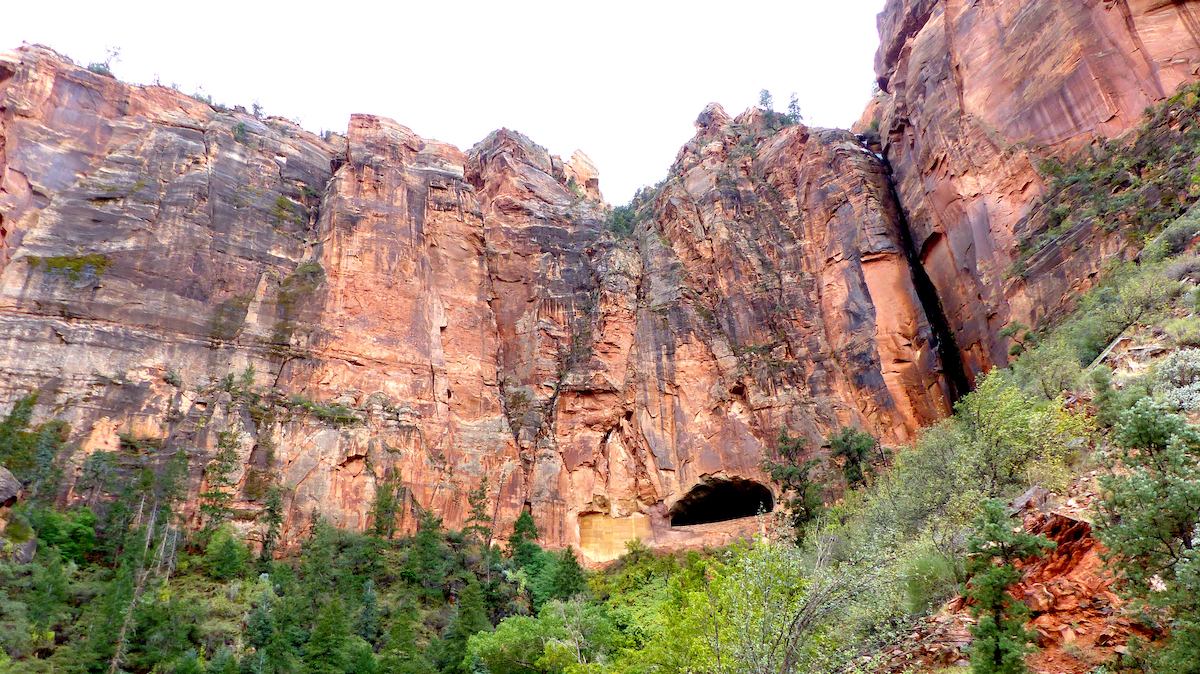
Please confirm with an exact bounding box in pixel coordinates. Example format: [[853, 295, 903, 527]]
[[866, 0, 1200, 379], [0, 46, 948, 563], [11, 0, 1200, 563]]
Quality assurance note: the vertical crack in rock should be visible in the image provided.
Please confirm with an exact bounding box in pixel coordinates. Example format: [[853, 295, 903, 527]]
[[879, 152, 970, 401]]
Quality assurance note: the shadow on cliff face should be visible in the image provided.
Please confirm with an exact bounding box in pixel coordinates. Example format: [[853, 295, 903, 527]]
[[877, 152, 973, 401], [668, 477, 774, 526]]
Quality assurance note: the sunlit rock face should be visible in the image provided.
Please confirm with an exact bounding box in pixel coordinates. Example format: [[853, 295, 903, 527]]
[[868, 0, 1200, 380], [0, 44, 950, 564], [10, 0, 1200, 562]]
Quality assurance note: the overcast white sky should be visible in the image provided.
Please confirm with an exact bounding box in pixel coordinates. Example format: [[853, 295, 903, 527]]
[[2, 1, 885, 204]]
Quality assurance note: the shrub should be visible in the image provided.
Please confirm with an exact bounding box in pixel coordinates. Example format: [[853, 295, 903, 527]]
[[1155, 347, 1200, 410], [287, 395, 361, 426], [1010, 338, 1082, 400], [1165, 316, 1200, 346], [605, 204, 636, 237], [270, 195, 304, 228], [955, 371, 1090, 496], [1142, 213, 1200, 262], [1089, 367, 1149, 428], [85, 47, 120, 78], [117, 432, 163, 454], [903, 549, 959, 615], [565, 175, 583, 198], [1114, 269, 1179, 326], [1057, 310, 1124, 365], [1164, 255, 1200, 282], [31, 254, 112, 283]]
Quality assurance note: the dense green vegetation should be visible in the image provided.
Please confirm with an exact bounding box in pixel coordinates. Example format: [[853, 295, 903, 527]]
[[0, 412, 589, 674]]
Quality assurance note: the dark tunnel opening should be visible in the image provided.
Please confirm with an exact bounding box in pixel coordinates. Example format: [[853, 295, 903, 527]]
[[668, 477, 774, 527]]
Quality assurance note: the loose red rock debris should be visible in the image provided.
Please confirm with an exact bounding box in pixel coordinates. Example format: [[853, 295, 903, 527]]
[[878, 499, 1155, 673]]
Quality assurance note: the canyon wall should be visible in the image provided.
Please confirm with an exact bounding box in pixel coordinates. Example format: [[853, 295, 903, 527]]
[[0, 45, 948, 562], [865, 0, 1200, 378], [10, 0, 1200, 562]]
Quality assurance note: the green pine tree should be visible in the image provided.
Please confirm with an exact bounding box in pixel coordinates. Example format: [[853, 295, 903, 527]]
[[786, 92, 803, 125], [200, 430, 241, 532], [28, 546, 69, 634], [439, 581, 491, 674], [965, 499, 1055, 674], [346, 637, 378, 674], [300, 514, 339, 603], [550, 547, 587, 601], [258, 486, 284, 573], [464, 477, 493, 547], [507, 511, 541, 570], [380, 602, 436, 674], [1095, 399, 1200, 673], [369, 468, 402, 539], [243, 590, 299, 674], [246, 589, 281, 648], [204, 526, 249, 580], [172, 650, 204, 674], [758, 88, 773, 111], [403, 512, 448, 599], [828, 426, 878, 488], [208, 648, 240, 674], [509, 510, 538, 544], [304, 597, 351, 674], [356, 580, 381, 646]]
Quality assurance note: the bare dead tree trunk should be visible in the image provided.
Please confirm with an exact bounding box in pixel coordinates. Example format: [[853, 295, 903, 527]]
[[107, 565, 150, 674], [107, 503, 161, 674]]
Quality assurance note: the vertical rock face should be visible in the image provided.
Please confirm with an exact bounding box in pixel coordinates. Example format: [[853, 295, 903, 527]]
[[869, 0, 1200, 378], [0, 44, 951, 563], [0, 44, 341, 540], [642, 104, 949, 449]]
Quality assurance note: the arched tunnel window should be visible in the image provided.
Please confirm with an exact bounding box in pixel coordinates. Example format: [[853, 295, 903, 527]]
[[669, 477, 774, 526]]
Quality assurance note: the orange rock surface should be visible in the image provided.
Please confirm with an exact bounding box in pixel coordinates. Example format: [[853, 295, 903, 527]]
[[879, 507, 1147, 674], [872, 0, 1200, 379], [0, 46, 952, 562], [5, 0, 1200, 565]]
